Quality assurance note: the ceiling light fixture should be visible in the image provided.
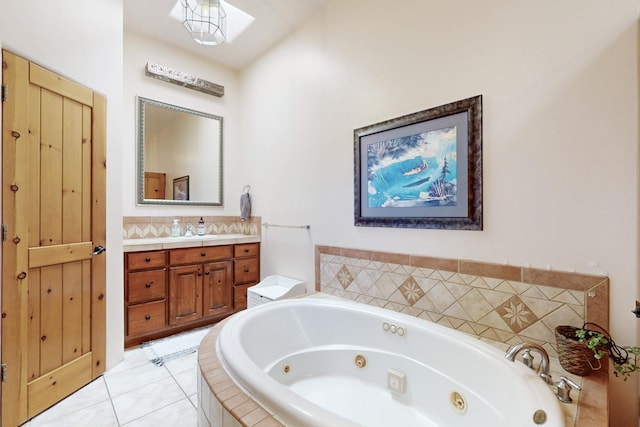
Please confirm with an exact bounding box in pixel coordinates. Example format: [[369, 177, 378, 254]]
[[180, 0, 227, 46]]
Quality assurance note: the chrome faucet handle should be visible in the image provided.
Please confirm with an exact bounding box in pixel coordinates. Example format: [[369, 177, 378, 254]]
[[556, 376, 581, 403], [540, 371, 553, 385], [521, 349, 535, 369]]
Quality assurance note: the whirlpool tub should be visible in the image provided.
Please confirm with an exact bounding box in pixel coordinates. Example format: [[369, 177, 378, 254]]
[[214, 296, 564, 427]]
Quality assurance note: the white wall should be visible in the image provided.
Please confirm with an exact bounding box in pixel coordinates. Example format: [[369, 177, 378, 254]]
[[123, 31, 241, 215], [239, 0, 640, 424], [0, 0, 124, 369]]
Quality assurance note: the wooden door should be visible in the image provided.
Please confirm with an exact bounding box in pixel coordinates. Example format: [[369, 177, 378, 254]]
[[143, 172, 165, 199], [169, 265, 203, 325], [202, 261, 232, 317], [1, 50, 106, 426]]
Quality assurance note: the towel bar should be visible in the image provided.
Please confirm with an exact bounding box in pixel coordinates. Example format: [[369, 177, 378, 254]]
[[262, 223, 310, 229]]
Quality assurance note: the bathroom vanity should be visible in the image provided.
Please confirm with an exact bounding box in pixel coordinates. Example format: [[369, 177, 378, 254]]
[[123, 235, 260, 347]]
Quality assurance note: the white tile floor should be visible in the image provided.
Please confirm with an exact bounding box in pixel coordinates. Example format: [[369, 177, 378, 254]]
[[21, 345, 199, 427]]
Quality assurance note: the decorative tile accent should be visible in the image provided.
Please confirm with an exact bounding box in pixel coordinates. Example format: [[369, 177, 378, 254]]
[[336, 265, 354, 289], [123, 216, 261, 239], [398, 277, 424, 305], [495, 295, 538, 333], [316, 245, 609, 356]]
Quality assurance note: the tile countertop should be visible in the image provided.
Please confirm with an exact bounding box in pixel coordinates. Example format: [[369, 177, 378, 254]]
[[122, 234, 261, 252]]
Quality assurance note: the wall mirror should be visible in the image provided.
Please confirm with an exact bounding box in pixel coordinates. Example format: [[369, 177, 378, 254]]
[[137, 96, 223, 206]]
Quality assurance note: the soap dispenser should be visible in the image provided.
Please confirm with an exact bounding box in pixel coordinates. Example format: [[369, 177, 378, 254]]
[[171, 219, 181, 237], [197, 217, 206, 236]]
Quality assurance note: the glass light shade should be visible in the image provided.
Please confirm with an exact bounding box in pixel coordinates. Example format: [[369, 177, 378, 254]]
[[180, 0, 227, 46]]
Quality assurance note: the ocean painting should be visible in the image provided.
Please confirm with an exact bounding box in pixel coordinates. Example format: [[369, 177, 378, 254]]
[[367, 126, 457, 208]]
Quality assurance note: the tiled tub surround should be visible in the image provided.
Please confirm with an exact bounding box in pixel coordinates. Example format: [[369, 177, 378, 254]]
[[315, 245, 609, 426], [315, 246, 608, 355], [123, 216, 261, 239], [195, 246, 610, 426]]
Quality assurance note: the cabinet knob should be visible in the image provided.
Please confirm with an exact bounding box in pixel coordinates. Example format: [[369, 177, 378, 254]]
[[244, 267, 250, 273], [145, 257, 151, 262], [145, 315, 151, 321], [145, 282, 152, 288], [205, 271, 210, 275], [201, 252, 206, 257], [198, 272, 203, 276], [244, 248, 250, 253]]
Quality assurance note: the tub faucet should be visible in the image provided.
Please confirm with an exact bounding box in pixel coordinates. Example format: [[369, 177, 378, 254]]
[[505, 342, 552, 384]]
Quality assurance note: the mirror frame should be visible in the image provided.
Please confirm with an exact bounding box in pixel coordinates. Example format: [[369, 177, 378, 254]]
[[136, 96, 224, 206]]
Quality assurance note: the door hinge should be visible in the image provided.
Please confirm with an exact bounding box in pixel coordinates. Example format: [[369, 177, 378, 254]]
[[1, 83, 7, 102], [1, 364, 6, 382], [1, 224, 7, 241]]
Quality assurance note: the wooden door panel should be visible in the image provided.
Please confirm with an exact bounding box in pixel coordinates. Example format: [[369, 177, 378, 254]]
[[28, 242, 93, 268], [62, 97, 84, 242], [1, 50, 106, 427], [81, 259, 92, 356], [29, 62, 93, 106], [81, 104, 92, 244], [27, 352, 92, 418], [27, 269, 42, 382], [169, 265, 203, 325], [203, 261, 232, 317], [28, 84, 42, 247], [62, 260, 85, 364], [39, 264, 63, 374], [40, 89, 64, 243]]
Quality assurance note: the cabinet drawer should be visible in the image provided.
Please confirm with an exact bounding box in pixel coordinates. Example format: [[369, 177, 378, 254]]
[[127, 251, 166, 270], [234, 257, 259, 284], [170, 246, 233, 265], [233, 283, 253, 311], [234, 243, 259, 258], [127, 300, 166, 336], [128, 269, 166, 304]]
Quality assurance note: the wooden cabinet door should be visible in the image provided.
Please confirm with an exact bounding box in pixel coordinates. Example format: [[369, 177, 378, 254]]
[[169, 265, 203, 325], [202, 261, 232, 317]]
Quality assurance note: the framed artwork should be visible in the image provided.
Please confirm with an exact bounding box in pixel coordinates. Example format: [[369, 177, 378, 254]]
[[173, 175, 190, 201], [354, 95, 482, 230]]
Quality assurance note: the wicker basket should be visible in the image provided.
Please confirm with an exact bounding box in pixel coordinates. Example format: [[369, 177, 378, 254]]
[[555, 325, 601, 376]]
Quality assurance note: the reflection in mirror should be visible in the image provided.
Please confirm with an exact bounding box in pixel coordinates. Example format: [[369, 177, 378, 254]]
[[137, 96, 223, 206]]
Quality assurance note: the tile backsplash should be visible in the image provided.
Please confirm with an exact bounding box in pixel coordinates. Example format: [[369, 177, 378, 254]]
[[316, 245, 608, 357], [123, 216, 261, 239]]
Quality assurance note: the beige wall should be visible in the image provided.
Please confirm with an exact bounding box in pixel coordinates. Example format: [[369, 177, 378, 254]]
[[239, 1, 640, 424]]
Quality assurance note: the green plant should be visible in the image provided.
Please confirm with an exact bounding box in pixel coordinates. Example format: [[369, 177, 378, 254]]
[[576, 328, 640, 381]]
